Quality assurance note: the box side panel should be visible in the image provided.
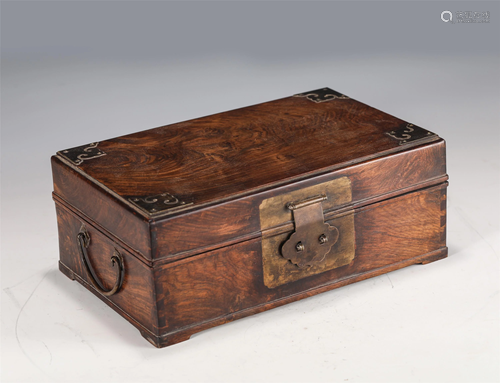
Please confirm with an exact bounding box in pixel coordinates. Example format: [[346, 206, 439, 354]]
[[52, 156, 152, 260], [55, 202, 158, 336], [154, 183, 447, 337], [152, 139, 447, 260]]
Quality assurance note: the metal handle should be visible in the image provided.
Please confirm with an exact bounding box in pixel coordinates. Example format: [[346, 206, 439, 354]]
[[77, 226, 124, 297]]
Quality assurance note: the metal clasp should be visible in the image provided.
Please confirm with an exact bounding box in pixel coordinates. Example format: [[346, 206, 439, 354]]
[[281, 194, 339, 268]]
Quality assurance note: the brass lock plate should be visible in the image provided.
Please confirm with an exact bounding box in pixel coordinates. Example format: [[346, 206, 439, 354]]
[[260, 177, 355, 288], [281, 194, 339, 269]]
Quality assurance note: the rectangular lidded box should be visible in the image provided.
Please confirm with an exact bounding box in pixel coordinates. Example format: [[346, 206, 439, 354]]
[[52, 88, 448, 347]]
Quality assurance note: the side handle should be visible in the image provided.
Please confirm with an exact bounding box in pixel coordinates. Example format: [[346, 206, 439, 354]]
[[77, 226, 124, 297]]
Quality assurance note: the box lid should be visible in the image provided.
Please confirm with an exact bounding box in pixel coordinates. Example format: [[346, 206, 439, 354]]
[[55, 88, 440, 219]]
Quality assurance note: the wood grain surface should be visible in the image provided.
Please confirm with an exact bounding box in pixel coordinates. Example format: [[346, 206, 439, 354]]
[[152, 139, 446, 260], [53, 137, 446, 263], [52, 90, 448, 348], [153, 183, 447, 336], [55, 178, 447, 347], [55, 202, 158, 336], [60, 95, 439, 210], [52, 156, 152, 261]]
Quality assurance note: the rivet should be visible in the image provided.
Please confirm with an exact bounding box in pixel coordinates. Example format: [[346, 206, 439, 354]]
[[295, 242, 304, 252]]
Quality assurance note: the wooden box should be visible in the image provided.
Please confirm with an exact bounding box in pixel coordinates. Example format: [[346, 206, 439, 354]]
[[52, 88, 448, 348]]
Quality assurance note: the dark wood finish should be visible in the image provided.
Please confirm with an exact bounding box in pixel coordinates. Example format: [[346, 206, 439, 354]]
[[152, 139, 446, 261], [59, 94, 438, 215], [52, 157, 152, 261], [55, 180, 447, 346], [153, 183, 447, 335], [154, 248, 448, 348], [54, 138, 446, 263], [52, 89, 448, 348], [55, 202, 158, 336]]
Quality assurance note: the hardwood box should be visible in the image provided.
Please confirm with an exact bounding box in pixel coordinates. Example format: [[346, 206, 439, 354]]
[[52, 88, 448, 348]]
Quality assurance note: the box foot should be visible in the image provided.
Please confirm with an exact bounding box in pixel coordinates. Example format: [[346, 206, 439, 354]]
[[140, 330, 192, 348], [59, 261, 76, 280], [419, 247, 448, 265]]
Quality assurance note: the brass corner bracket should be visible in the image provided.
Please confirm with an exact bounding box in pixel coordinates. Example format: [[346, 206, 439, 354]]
[[57, 142, 107, 166], [294, 88, 349, 103], [386, 123, 436, 145], [127, 192, 193, 215]]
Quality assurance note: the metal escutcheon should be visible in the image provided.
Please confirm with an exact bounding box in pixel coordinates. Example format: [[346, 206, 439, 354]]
[[281, 194, 339, 269]]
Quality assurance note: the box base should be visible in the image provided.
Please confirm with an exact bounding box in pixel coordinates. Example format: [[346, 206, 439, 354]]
[[60, 246, 447, 348], [58, 261, 160, 345]]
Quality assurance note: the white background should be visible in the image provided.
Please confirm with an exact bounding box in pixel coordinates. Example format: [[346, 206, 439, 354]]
[[2, 2, 499, 382]]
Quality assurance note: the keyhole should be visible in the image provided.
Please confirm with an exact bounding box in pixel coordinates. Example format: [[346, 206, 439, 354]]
[[318, 234, 328, 244]]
